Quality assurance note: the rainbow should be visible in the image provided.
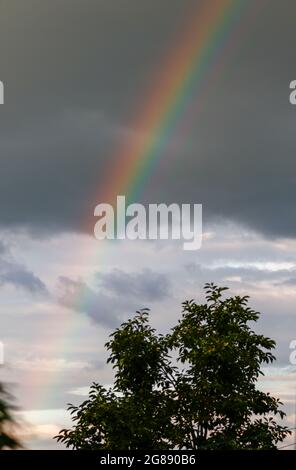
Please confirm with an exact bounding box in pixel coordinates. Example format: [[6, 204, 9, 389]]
[[93, 0, 247, 208], [28, 0, 262, 428]]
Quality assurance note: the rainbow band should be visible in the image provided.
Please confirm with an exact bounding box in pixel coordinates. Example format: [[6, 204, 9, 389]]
[[96, 0, 246, 208]]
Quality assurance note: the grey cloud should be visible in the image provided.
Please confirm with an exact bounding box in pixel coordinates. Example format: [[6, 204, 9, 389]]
[[185, 263, 296, 286], [178, 265, 296, 367], [0, 0, 295, 238], [97, 268, 170, 301], [58, 268, 170, 326], [0, 267, 48, 295], [58, 276, 119, 327], [277, 277, 296, 286]]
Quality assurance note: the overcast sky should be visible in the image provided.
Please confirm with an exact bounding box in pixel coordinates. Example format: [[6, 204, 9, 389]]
[[0, 0, 296, 449]]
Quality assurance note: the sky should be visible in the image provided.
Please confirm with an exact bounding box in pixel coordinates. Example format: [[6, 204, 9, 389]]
[[0, 0, 296, 449]]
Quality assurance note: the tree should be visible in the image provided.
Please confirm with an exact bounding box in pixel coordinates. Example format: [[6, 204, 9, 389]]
[[0, 383, 21, 449], [56, 283, 290, 449]]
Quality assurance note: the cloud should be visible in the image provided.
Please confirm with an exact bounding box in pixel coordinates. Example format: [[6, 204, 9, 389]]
[[12, 358, 91, 372], [0, 1, 295, 238], [97, 268, 170, 301], [260, 367, 296, 383], [57, 268, 170, 326], [0, 242, 48, 296], [57, 276, 119, 327], [16, 408, 72, 449], [67, 386, 90, 397], [0, 267, 48, 295], [0, 240, 6, 255]]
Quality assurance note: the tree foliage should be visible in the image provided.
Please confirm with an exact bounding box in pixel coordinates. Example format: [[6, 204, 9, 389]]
[[56, 284, 290, 449], [0, 383, 20, 449]]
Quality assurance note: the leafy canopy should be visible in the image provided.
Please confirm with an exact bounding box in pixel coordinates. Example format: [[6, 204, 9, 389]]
[[56, 284, 290, 449], [0, 383, 20, 449]]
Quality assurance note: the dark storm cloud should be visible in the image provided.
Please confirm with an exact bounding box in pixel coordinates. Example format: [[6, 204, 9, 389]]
[[58, 268, 170, 326], [0, 0, 296, 237]]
